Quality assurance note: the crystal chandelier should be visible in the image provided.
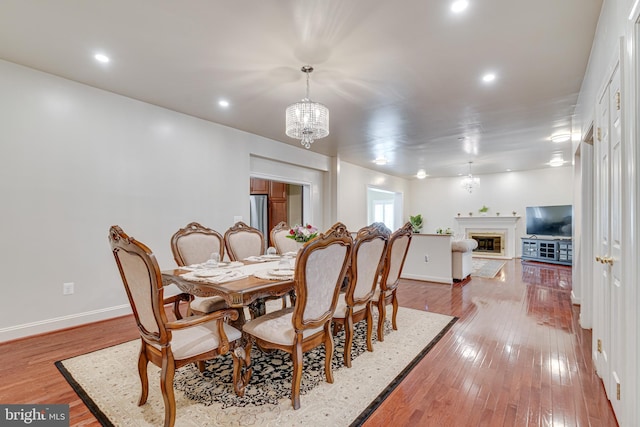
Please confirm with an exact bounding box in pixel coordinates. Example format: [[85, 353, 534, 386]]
[[285, 65, 329, 149], [461, 161, 480, 193]]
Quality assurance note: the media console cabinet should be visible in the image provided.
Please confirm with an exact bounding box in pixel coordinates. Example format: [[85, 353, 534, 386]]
[[521, 237, 572, 266]]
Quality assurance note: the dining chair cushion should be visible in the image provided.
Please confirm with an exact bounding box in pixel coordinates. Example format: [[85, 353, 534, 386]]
[[383, 235, 411, 288], [189, 295, 228, 313], [227, 233, 263, 260], [332, 293, 367, 319], [303, 244, 348, 321], [150, 321, 242, 360], [242, 308, 324, 346], [176, 233, 223, 265], [119, 248, 159, 334], [352, 237, 387, 301]]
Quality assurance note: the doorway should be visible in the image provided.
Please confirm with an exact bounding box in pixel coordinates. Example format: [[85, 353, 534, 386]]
[[250, 177, 304, 246]]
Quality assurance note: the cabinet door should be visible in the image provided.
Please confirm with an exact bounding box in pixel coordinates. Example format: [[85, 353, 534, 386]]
[[269, 181, 287, 201], [250, 178, 268, 194], [269, 200, 288, 238]]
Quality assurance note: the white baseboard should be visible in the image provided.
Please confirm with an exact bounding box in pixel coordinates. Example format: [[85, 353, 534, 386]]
[[0, 304, 132, 343], [571, 290, 581, 306], [401, 273, 453, 285]]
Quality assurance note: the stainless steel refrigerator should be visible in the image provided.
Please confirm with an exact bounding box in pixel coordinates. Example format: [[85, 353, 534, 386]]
[[249, 195, 268, 239]]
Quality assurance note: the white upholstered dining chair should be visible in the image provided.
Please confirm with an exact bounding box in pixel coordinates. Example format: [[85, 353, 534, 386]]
[[170, 222, 228, 315], [224, 221, 264, 261], [108, 225, 250, 427], [242, 222, 353, 409], [372, 221, 413, 342], [332, 222, 389, 367], [270, 221, 303, 254]]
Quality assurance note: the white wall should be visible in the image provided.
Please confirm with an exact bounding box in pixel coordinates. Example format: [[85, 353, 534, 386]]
[[336, 160, 411, 231], [408, 167, 574, 256], [0, 59, 333, 340]]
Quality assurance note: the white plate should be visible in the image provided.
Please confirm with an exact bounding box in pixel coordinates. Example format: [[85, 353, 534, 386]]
[[269, 269, 294, 276], [194, 270, 221, 278], [261, 254, 281, 259]]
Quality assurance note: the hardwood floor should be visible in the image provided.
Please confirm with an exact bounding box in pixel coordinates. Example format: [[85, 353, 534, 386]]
[[0, 259, 618, 426]]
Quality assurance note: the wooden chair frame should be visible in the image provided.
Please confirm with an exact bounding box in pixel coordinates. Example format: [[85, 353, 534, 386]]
[[109, 226, 250, 427], [170, 221, 225, 266], [170, 222, 228, 315], [242, 222, 353, 409], [224, 221, 265, 261], [333, 222, 389, 367], [375, 221, 413, 342]]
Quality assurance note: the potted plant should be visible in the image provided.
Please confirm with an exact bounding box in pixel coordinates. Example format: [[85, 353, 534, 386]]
[[479, 205, 489, 216], [409, 214, 423, 233]]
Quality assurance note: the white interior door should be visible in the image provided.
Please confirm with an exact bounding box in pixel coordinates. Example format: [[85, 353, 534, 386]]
[[593, 61, 624, 420]]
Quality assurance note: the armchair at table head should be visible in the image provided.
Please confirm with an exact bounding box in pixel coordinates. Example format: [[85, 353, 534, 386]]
[[170, 222, 228, 315], [270, 221, 304, 255], [372, 221, 413, 342], [108, 225, 250, 427], [242, 222, 353, 409], [224, 221, 264, 261], [332, 222, 389, 367]]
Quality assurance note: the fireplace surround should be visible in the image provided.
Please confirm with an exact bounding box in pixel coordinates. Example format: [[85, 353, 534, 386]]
[[454, 216, 520, 259]]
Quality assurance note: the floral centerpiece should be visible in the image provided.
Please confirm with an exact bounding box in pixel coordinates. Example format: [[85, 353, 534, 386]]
[[286, 224, 318, 242], [436, 227, 453, 235]]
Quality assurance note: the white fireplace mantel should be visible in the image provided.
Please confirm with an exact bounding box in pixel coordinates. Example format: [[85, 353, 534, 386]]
[[454, 216, 521, 259]]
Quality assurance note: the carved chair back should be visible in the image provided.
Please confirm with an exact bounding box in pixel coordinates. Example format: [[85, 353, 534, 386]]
[[270, 221, 303, 254], [224, 221, 264, 261], [170, 222, 224, 266]]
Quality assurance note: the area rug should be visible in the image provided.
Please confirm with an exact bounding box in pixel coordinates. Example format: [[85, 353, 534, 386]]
[[56, 308, 456, 426], [471, 258, 506, 278]]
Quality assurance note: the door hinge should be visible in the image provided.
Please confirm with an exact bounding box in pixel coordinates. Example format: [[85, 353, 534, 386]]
[[616, 91, 621, 110], [597, 339, 602, 353], [597, 127, 602, 141], [617, 382, 621, 400]]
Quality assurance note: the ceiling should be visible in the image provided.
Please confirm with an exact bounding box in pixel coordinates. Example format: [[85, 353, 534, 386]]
[[0, 0, 602, 178]]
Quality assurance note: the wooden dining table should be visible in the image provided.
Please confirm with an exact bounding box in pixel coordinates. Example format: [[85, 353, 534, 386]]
[[161, 260, 295, 319]]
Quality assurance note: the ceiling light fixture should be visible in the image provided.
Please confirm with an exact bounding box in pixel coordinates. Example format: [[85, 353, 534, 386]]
[[285, 65, 329, 149], [94, 53, 110, 63], [218, 99, 230, 108], [451, 0, 469, 13], [550, 133, 571, 143], [373, 157, 388, 165], [549, 154, 565, 167], [461, 162, 480, 193], [416, 169, 427, 179], [482, 73, 496, 83]]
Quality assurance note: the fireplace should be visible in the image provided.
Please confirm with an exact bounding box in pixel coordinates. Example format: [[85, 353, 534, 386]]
[[468, 232, 505, 256], [454, 216, 520, 259]]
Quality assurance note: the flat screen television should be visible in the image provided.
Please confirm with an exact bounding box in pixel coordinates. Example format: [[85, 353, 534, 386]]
[[525, 205, 573, 237]]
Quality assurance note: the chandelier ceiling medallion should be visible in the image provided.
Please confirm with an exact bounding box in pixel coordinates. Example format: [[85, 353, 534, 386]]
[[461, 161, 480, 193], [285, 65, 329, 149]]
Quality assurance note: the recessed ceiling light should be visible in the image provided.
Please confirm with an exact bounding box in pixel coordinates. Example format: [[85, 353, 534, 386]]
[[218, 99, 230, 108], [506, 169, 512, 172], [550, 133, 571, 143], [416, 169, 428, 179], [373, 157, 388, 165], [451, 0, 469, 13], [482, 73, 496, 83], [94, 53, 110, 63], [549, 154, 565, 167]]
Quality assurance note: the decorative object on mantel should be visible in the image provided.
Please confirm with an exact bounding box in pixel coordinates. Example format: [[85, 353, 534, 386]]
[[512, 211, 517, 216], [457, 213, 461, 217], [436, 227, 453, 235], [461, 161, 480, 193], [286, 224, 318, 242], [409, 214, 423, 233], [478, 205, 489, 216], [468, 212, 473, 216], [285, 65, 329, 149], [496, 212, 500, 216]]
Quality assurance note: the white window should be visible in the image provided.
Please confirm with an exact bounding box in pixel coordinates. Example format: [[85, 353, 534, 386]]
[[367, 186, 403, 230]]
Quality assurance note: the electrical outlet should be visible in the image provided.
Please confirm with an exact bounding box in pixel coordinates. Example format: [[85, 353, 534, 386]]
[[424, 254, 430, 262], [63, 282, 74, 295]]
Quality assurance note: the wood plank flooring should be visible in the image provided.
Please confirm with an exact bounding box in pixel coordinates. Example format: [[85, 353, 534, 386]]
[[0, 259, 618, 426]]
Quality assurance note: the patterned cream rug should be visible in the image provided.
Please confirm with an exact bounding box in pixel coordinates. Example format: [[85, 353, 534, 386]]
[[471, 258, 506, 278], [57, 307, 455, 426]]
